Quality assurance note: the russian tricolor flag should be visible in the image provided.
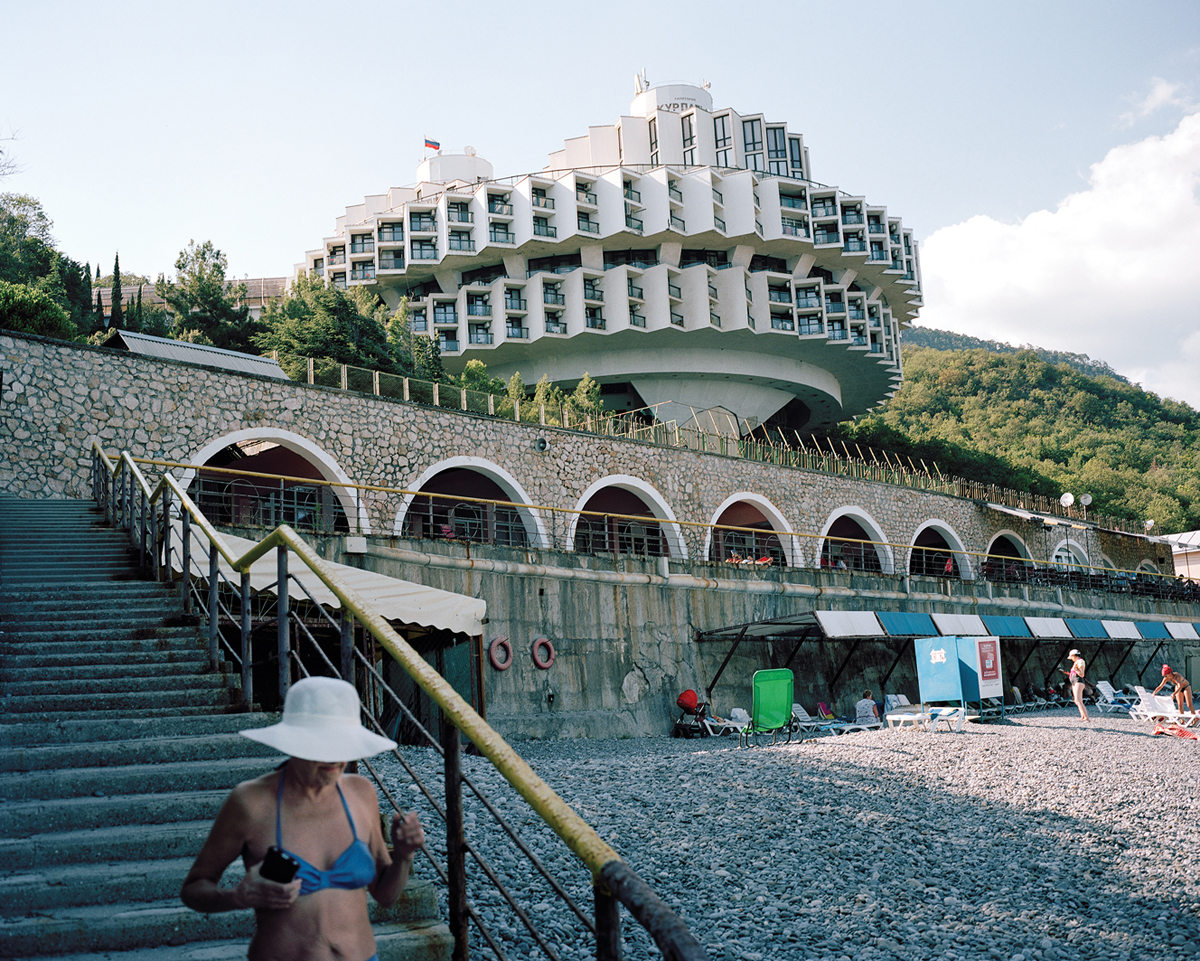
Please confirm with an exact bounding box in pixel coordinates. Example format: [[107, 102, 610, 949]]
[[424, 138, 440, 150]]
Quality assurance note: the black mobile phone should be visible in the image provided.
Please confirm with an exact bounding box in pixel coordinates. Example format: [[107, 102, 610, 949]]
[[259, 845, 300, 883]]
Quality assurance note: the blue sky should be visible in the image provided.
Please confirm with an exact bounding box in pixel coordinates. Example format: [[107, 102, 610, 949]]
[[5, 0, 1199, 404]]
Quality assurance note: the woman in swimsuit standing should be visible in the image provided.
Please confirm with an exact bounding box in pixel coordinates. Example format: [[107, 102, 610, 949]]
[[181, 676, 426, 961], [1061, 648, 1089, 721]]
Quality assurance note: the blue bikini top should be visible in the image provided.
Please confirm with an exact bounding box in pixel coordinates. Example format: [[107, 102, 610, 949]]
[[275, 770, 377, 895]]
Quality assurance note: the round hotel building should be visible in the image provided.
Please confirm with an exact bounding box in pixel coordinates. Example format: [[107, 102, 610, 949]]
[[299, 79, 923, 435]]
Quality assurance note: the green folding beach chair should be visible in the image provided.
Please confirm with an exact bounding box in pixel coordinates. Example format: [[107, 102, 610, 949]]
[[739, 668, 795, 747]]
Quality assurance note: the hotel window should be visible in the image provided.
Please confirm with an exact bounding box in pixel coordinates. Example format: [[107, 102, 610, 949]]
[[648, 117, 658, 166], [767, 127, 788, 175], [714, 114, 733, 166], [789, 137, 804, 175], [681, 113, 696, 166], [742, 119, 763, 153]]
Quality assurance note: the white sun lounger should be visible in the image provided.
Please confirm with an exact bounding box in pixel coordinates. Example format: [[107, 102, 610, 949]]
[[1095, 680, 1134, 714]]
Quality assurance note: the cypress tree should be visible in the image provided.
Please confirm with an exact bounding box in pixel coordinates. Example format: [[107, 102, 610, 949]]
[[111, 253, 123, 330], [135, 285, 143, 331], [95, 288, 105, 326], [95, 264, 101, 281]]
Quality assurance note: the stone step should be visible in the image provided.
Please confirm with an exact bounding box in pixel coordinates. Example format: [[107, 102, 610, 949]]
[[1, 672, 235, 700], [0, 818, 216, 870], [0, 888, 449, 959], [1, 731, 276, 774], [0, 595, 181, 621], [0, 712, 275, 748], [0, 755, 283, 802], [0, 704, 242, 723], [0, 853, 441, 919], [1, 616, 194, 637], [0, 789, 233, 835], [0, 686, 239, 717], [0, 583, 178, 602], [0, 628, 208, 651], [0, 658, 214, 682]]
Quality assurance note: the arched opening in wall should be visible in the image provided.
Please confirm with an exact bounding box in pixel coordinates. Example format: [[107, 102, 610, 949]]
[[1138, 560, 1160, 574], [401, 468, 531, 547], [190, 440, 349, 533], [1052, 541, 1088, 571], [709, 501, 787, 566], [910, 528, 958, 579], [575, 487, 668, 557], [820, 515, 885, 573], [983, 533, 1032, 583]]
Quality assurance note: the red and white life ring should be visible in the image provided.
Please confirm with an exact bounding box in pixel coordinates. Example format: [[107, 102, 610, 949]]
[[488, 635, 513, 671], [531, 636, 556, 670]]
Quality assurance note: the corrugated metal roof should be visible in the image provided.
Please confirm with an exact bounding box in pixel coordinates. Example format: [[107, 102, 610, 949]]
[[104, 330, 288, 380]]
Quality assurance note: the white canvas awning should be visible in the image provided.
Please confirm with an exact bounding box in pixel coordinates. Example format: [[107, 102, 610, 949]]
[[1166, 622, 1200, 641], [1101, 620, 1141, 639], [1025, 616, 1072, 639], [814, 610, 883, 638], [171, 520, 486, 637], [931, 613, 990, 636]]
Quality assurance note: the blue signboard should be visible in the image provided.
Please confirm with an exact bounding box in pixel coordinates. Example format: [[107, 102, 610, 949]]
[[914, 636, 964, 703]]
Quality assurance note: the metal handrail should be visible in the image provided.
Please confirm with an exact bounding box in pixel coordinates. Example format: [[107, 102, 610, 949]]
[[91, 442, 707, 961]]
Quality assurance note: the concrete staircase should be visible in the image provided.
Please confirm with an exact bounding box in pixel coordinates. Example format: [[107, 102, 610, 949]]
[[0, 495, 450, 960]]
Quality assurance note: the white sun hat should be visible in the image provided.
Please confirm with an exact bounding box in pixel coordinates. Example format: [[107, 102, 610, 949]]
[[240, 676, 397, 762], [1068, 649, 1080, 658]]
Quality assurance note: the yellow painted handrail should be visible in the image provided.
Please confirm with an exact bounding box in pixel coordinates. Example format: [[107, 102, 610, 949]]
[[94, 441, 624, 877]]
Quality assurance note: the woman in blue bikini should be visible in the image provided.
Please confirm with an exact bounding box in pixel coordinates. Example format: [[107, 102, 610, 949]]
[[181, 677, 426, 961]]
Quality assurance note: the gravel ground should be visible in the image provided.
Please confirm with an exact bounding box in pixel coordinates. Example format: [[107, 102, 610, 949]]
[[373, 708, 1200, 961]]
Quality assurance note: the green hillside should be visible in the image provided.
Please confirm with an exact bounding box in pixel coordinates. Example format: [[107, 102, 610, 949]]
[[829, 339, 1200, 536]]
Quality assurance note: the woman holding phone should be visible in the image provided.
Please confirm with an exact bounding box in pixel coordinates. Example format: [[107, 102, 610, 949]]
[[181, 676, 425, 961]]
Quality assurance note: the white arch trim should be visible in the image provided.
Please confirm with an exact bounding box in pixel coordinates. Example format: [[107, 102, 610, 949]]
[[395, 456, 550, 549], [1139, 560, 1161, 574], [182, 428, 370, 533], [986, 529, 1033, 561], [818, 507, 894, 575], [568, 474, 688, 560], [1050, 537, 1090, 568], [704, 492, 800, 567], [911, 519, 976, 580]]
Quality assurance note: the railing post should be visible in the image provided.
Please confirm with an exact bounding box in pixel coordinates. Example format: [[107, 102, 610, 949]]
[[139, 484, 148, 572], [277, 546, 290, 701], [340, 609, 354, 687], [160, 489, 171, 584], [441, 713, 469, 961], [208, 542, 220, 668], [595, 880, 621, 961], [241, 570, 253, 708], [182, 512, 192, 615], [150, 488, 160, 581]]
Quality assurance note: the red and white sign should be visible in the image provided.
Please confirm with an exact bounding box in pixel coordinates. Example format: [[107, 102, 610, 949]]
[[975, 638, 1003, 698]]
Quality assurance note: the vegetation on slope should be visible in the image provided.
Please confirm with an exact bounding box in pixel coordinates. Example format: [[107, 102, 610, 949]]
[[831, 343, 1200, 535]]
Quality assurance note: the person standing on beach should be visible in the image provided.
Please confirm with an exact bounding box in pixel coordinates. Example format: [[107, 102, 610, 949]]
[[1060, 649, 1088, 721]]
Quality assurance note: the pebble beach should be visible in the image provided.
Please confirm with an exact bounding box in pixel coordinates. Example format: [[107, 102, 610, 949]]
[[376, 708, 1200, 961]]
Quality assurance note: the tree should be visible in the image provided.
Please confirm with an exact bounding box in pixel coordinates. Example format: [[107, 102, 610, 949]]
[[156, 240, 257, 351], [0, 193, 55, 285], [254, 272, 392, 376], [0, 280, 76, 339], [111, 253, 123, 330]]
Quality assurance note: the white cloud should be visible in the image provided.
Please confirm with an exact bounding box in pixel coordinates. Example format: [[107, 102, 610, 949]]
[[1119, 77, 1193, 126], [916, 110, 1200, 408]]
